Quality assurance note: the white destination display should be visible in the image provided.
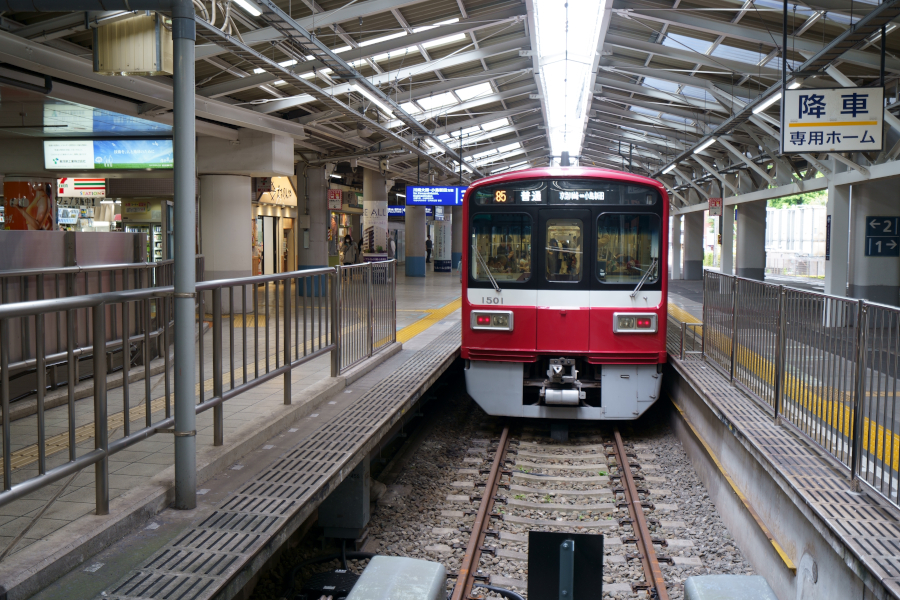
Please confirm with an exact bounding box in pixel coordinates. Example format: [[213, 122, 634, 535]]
[[782, 87, 884, 153]]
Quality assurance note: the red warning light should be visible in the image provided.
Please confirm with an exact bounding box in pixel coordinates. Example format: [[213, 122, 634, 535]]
[[636, 318, 652, 328], [476, 315, 491, 325]]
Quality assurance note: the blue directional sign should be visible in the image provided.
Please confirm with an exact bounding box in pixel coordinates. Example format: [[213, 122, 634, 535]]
[[387, 206, 433, 217], [865, 216, 900, 257], [405, 186, 467, 206]]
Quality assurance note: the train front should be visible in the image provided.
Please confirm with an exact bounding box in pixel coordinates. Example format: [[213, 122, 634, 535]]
[[461, 167, 668, 420]]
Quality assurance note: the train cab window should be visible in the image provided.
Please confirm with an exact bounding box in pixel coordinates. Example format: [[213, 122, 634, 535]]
[[545, 219, 583, 282], [470, 213, 532, 282], [596, 214, 660, 283]]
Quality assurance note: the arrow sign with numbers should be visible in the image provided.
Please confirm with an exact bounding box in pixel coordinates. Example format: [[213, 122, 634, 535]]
[[865, 216, 900, 257]]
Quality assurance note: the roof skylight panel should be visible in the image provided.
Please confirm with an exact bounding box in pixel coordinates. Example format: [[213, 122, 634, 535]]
[[359, 30, 408, 47], [481, 118, 510, 130], [455, 82, 494, 102], [640, 77, 680, 94], [497, 142, 522, 153], [417, 92, 459, 110], [662, 33, 713, 55], [711, 44, 764, 66]]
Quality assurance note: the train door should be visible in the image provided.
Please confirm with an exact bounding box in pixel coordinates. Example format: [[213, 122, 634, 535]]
[[536, 209, 591, 352]]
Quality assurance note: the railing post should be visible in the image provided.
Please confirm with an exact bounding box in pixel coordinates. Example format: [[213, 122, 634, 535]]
[[680, 321, 687, 360], [701, 271, 708, 360], [331, 267, 341, 377], [773, 286, 785, 424], [0, 315, 10, 492], [729, 276, 737, 383], [392, 261, 397, 343], [284, 277, 292, 405], [367, 262, 374, 358], [93, 303, 109, 515], [212, 289, 223, 446], [850, 300, 868, 490]]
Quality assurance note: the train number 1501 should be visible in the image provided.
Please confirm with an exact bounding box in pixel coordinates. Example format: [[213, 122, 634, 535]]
[[481, 297, 503, 304]]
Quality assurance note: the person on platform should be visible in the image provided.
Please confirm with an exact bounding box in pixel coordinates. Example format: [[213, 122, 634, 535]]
[[357, 237, 364, 263], [425, 235, 433, 263], [341, 234, 356, 265]]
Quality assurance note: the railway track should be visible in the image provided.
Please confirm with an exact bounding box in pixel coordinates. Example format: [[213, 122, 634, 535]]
[[447, 423, 707, 599]]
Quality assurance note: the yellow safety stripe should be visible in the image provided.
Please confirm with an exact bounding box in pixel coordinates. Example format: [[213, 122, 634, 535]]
[[396, 298, 461, 344]]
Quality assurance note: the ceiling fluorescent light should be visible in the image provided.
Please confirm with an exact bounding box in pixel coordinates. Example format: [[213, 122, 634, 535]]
[[534, 0, 608, 158], [752, 92, 782, 114], [662, 164, 676, 175], [694, 138, 716, 153], [233, 0, 262, 16], [787, 80, 802, 90], [350, 84, 395, 117]]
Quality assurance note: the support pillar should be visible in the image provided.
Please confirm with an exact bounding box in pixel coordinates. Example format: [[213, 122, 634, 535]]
[[405, 206, 426, 277], [200, 175, 251, 310], [362, 168, 388, 260], [848, 179, 900, 305], [297, 165, 327, 295], [736, 201, 767, 281], [451, 205, 463, 270], [721, 205, 735, 276], [683, 211, 704, 280], [670, 215, 682, 280], [825, 182, 851, 298], [172, 2, 197, 511]]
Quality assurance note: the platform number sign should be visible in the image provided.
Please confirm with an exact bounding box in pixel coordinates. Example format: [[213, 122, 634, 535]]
[[865, 217, 900, 257]]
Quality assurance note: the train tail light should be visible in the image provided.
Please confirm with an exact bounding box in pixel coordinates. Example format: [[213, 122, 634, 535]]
[[471, 310, 514, 331], [614, 313, 657, 333]]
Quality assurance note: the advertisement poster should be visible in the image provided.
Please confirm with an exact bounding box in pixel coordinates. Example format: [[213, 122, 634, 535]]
[[44, 139, 174, 170], [363, 198, 388, 261], [434, 219, 451, 272], [4, 180, 55, 230]]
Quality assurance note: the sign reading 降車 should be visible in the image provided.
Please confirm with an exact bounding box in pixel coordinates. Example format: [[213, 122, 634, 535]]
[[865, 216, 900, 257], [782, 87, 884, 153]]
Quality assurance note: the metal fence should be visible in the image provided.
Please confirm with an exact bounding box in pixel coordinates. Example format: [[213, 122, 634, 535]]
[[338, 261, 397, 371], [669, 270, 900, 509], [0, 262, 395, 514]]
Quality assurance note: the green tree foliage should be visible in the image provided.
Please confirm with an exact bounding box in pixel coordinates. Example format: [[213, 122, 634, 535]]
[[768, 189, 827, 209]]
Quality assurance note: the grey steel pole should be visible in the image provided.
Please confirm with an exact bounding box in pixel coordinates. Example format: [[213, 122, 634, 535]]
[[773, 286, 785, 423], [172, 5, 197, 511], [850, 300, 869, 489], [93, 303, 109, 515], [729, 276, 737, 383], [331, 267, 341, 376]]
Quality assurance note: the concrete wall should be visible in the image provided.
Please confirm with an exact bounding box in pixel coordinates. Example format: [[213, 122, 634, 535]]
[[197, 129, 293, 176]]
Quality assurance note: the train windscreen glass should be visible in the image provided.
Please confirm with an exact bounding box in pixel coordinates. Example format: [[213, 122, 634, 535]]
[[471, 213, 532, 282], [596, 214, 660, 283]]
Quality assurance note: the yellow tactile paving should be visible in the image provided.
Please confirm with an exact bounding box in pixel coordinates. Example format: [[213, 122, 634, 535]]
[[396, 298, 461, 343]]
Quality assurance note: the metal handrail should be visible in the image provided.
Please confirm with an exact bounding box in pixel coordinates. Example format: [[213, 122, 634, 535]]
[[699, 271, 900, 510], [0, 262, 397, 514]]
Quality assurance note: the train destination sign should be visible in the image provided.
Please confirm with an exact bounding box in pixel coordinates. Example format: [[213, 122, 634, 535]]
[[782, 87, 884, 153], [865, 216, 900, 257], [405, 185, 467, 206]]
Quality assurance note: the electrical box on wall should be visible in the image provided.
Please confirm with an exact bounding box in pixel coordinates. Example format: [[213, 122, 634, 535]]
[[93, 12, 173, 76]]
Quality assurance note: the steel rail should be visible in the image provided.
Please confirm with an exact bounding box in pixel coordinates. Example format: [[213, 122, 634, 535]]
[[452, 425, 510, 600], [612, 427, 669, 600]]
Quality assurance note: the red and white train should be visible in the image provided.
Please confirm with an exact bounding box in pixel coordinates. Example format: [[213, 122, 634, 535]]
[[461, 166, 668, 420]]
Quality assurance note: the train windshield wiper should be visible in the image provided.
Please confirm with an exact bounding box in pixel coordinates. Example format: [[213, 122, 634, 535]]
[[630, 258, 658, 298], [473, 245, 501, 292]]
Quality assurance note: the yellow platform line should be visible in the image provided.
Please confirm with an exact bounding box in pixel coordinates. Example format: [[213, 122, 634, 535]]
[[671, 397, 797, 574], [396, 298, 461, 344]]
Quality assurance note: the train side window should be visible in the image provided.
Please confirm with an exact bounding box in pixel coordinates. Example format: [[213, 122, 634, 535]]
[[596, 213, 660, 283], [545, 219, 583, 282], [470, 213, 532, 283]]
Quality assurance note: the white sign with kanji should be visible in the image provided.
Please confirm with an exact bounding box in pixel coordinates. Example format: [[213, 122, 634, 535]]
[[782, 87, 883, 153], [709, 197, 722, 217]]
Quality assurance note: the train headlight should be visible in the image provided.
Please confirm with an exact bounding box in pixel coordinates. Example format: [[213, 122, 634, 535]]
[[471, 310, 514, 331], [614, 313, 657, 333]]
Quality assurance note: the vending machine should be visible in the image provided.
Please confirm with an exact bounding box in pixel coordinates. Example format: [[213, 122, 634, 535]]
[[122, 199, 173, 261]]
